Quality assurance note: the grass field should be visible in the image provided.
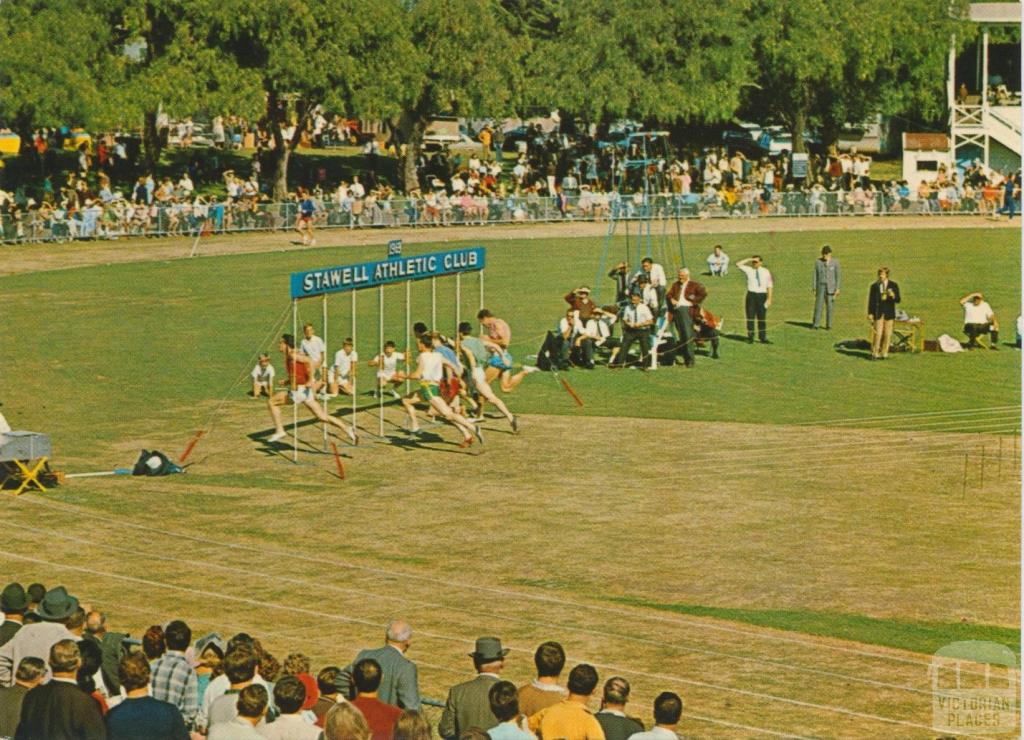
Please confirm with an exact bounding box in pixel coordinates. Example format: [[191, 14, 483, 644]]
[[0, 224, 1019, 738]]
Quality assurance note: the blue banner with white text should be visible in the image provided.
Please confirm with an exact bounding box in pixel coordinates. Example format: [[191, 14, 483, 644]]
[[290, 247, 485, 299]]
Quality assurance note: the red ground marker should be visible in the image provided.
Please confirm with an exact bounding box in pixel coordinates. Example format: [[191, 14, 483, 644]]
[[179, 430, 205, 463], [330, 442, 346, 480], [560, 377, 584, 407]]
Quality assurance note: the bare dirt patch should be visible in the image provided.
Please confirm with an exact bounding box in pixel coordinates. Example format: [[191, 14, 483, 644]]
[[2, 411, 1015, 737], [1, 215, 1016, 277]]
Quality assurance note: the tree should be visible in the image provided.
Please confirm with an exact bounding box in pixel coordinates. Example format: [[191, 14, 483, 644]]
[[527, 0, 755, 128], [92, 0, 261, 175], [390, 0, 523, 193], [744, 0, 973, 152], [207, 0, 412, 200], [0, 0, 108, 143]]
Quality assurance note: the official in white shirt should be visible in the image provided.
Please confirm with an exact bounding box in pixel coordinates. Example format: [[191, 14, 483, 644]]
[[736, 255, 773, 343], [706, 245, 729, 276], [960, 292, 1000, 349], [611, 293, 654, 368]]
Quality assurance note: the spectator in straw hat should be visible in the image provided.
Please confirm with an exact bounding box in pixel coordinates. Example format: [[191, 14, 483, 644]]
[[0, 586, 79, 687], [438, 637, 510, 740]]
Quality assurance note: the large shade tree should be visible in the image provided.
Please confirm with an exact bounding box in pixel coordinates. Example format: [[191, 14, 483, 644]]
[[390, 0, 523, 193], [744, 0, 973, 152], [0, 0, 108, 142], [528, 0, 755, 128], [207, 0, 411, 200]]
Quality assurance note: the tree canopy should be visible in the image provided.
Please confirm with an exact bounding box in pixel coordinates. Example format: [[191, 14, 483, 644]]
[[0, 0, 980, 184]]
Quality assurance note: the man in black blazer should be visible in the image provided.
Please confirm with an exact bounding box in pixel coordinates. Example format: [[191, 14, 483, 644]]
[[867, 266, 901, 360], [15, 639, 105, 740]]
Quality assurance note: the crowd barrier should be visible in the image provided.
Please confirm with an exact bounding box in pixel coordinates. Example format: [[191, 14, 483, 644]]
[[0, 189, 1014, 244]]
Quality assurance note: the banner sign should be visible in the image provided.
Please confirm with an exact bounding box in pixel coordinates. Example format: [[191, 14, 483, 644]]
[[290, 246, 485, 299], [791, 152, 809, 179]]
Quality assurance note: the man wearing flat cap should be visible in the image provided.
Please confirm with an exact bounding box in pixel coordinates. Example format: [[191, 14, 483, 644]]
[[0, 584, 27, 647], [0, 586, 80, 687], [438, 637, 510, 740]]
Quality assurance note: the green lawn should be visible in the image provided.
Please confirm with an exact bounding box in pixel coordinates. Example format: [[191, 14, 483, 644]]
[[1, 226, 1018, 461]]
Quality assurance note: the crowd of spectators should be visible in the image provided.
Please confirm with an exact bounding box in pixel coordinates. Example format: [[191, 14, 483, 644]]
[[0, 582, 693, 740], [0, 117, 1019, 245]]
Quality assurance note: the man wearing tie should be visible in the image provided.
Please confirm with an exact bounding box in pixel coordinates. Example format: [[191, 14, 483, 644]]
[[867, 266, 901, 360], [664, 268, 707, 367], [736, 256, 773, 343], [611, 293, 654, 368], [812, 245, 841, 329]]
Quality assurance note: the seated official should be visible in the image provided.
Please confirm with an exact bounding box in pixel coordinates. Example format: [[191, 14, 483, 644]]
[[250, 353, 275, 397], [564, 286, 603, 321], [960, 292, 999, 349], [610, 293, 654, 369], [584, 310, 621, 366], [706, 244, 729, 276], [634, 274, 659, 317], [692, 306, 722, 359], [553, 309, 581, 369]]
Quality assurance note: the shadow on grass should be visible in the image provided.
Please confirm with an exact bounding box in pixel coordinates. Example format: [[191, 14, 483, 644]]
[[785, 320, 817, 330], [834, 338, 873, 360], [605, 595, 1021, 659]]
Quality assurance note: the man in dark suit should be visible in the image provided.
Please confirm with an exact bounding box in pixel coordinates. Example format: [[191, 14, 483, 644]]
[[0, 657, 45, 737], [0, 584, 27, 647], [664, 267, 707, 367], [867, 266, 901, 360], [15, 639, 106, 740], [337, 619, 420, 710], [438, 636, 509, 740]]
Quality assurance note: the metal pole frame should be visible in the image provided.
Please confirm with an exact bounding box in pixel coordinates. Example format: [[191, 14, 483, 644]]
[[351, 291, 357, 437], [322, 293, 329, 451], [405, 280, 412, 395], [431, 277, 437, 329], [292, 299, 298, 463], [378, 283, 385, 438]]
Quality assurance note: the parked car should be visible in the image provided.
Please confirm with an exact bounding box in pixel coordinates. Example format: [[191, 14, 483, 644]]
[[423, 116, 463, 151]]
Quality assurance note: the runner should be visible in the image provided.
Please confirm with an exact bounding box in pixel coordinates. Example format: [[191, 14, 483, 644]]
[[296, 187, 317, 246], [477, 308, 539, 392], [458, 321, 518, 433], [267, 334, 357, 445], [399, 334, 483, 448]]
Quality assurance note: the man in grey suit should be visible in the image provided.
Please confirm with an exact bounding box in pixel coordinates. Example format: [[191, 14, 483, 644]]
[[337, 619, 420, 710], [438, 636, 510, 740], [812, 245, 841, 329]]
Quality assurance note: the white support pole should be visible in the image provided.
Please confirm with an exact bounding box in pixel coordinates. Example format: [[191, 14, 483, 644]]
[[292, 299, 298, 463], [479, 269, 484, 311], [378, 283, 385, 439], [948, 36, 957, 112], [322, 293, 328, 451], [455, 273, 462, 337], [431, 277, 437, 329], [351, 290, 357, 435], [982, 29, 990, 111], [405, 280, 411, 395]]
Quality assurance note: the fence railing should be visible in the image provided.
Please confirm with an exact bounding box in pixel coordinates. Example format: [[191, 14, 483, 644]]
[[0, 189, 1016, 245]]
